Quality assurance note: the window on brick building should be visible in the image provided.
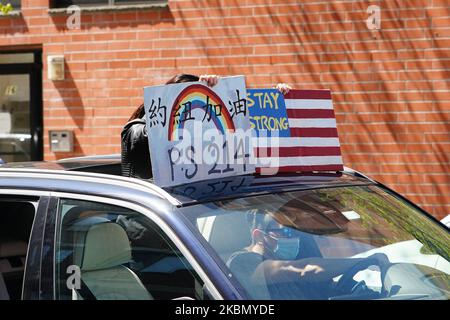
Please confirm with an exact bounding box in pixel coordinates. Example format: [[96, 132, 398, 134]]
[[51, 0, 163, 8], [3, 0, 21, 10]]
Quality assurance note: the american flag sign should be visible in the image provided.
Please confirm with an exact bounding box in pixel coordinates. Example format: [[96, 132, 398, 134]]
[[249, 89, 344, 173]]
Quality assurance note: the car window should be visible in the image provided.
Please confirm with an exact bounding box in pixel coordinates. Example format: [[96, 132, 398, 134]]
[[182, 186, 450, 300], [55, 198, 208, 300], [0, 197, 37, 300]]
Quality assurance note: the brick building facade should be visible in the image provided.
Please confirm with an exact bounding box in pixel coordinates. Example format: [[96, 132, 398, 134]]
[[0, 0, 448, 218]]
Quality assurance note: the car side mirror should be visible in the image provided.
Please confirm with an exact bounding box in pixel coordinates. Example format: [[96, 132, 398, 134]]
[[440, 214, 450, 228]]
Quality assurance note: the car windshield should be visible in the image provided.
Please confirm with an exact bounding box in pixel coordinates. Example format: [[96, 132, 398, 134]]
[[181, 185, 450, 300]]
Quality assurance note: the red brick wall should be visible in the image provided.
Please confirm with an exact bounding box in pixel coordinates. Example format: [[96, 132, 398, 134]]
[[0, 0, 448, 218]]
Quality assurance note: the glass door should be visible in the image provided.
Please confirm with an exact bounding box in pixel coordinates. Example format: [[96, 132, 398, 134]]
[[0, 51, 42, 163], [0, 74, 32, 162]]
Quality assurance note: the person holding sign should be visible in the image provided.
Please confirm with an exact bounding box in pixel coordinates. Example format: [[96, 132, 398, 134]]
[[121, 74, 219, 179], [121, 75, 291, 180]]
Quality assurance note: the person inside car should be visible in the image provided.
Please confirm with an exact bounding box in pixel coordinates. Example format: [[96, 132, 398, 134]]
[[121, 75, 291, 179], [226, 210, 387, 299], [121, 74, 219, 179]]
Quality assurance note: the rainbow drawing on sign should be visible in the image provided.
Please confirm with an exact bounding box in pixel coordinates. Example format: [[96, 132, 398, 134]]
[[168, 84, 235, 141]]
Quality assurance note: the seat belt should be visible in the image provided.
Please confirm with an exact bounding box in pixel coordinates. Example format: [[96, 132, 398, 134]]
[[75, 279, 97, 300]]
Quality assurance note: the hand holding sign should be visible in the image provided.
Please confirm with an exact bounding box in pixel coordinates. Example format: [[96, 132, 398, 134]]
[[274, 83, 292, 95], [199, 74, 219, 87]]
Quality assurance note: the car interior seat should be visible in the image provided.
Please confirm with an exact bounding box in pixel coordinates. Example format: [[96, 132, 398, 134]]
[[75, 222, 153, 300], [201, 212, 273, 300], [0, 239, 28, 300], [0, 201, 35, 300], [202, 212, 253, 263]]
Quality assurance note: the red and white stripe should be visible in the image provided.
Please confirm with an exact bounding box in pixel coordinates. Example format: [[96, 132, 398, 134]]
[[254, 89, 344, 173]]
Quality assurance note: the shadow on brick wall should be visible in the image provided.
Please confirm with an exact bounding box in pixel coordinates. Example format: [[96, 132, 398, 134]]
[[0, 14, 29, 35], [53, 62, 85, 130]]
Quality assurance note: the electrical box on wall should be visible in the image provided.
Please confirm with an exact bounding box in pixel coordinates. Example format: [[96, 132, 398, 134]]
[[47, 55, 65, 81], [49, 130, 73, 153]]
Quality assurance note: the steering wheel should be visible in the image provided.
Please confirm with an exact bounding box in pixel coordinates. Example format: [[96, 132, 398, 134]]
[[333, 253, 390, 297]]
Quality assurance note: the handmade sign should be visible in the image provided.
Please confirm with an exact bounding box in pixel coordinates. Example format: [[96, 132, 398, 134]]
[[247, 89, 290, 137], [248, 89, 343, 173], [144, 76, 255, 187], [165, 175, 254, 203]]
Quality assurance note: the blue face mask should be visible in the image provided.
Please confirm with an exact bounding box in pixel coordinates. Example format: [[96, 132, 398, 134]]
[[272, 237, 300, 260]]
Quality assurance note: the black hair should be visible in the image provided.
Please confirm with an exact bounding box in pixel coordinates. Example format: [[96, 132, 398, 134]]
[[164, 73, 199, 85], [247, 210, 274, 232]]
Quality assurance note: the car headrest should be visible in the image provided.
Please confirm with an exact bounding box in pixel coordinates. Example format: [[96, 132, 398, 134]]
[[81, 223, 131, 272], [206, 213, 252, 260], [0, 239, 28, 258]]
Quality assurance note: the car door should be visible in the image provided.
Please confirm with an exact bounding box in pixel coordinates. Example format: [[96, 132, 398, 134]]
[[0, 189, 50, 300], [40, 193, 221, 300]]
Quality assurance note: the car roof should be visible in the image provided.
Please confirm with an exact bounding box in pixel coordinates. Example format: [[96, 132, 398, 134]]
[[0, 154, 375, 207], [0, 154, 122, 171], [163, 172, 372, 206]]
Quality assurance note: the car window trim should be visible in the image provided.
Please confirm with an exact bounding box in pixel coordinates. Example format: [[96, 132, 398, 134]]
[[25, 196, 50, 300], [39, 196, 59, 300], [49, 191, 224, 300], [0, 169, 181, 206]]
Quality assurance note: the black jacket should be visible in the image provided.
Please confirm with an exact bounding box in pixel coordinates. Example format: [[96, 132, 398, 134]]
[[121, 118, 152, 179]]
